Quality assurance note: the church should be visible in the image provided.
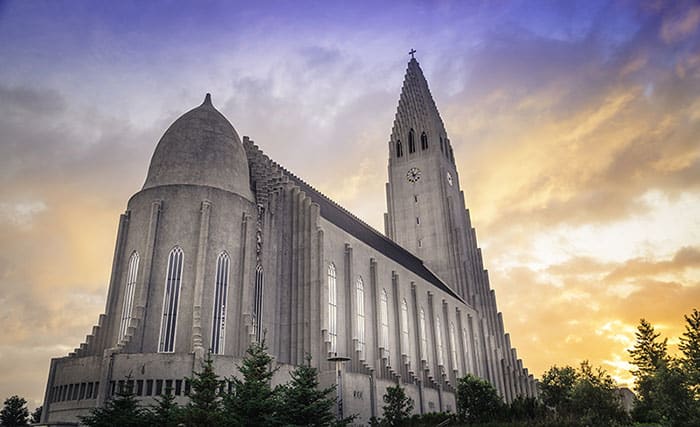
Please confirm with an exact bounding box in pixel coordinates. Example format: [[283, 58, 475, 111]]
[[41, 57, 537, 425]]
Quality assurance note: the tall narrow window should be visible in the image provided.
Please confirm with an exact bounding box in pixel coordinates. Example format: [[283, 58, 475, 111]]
[[356, 277, 365, 357], [436, 316, 444, 366], [408, 129, 416, 153], [420, 307, 428, 363], [450, 322, 458, 372], [159, 247, 183, 353], [211, 252, 229, 354], [253, 264, 264, 342], [118, 251, 139, 342], [449, 146, 455, 163], [328, 263, 337, 353], [380, 289, 390, 354], [421, 132, 428, 150], [440, 136, 444, 153], [401, 299, 410, 359], [396, 140, 403, 158]]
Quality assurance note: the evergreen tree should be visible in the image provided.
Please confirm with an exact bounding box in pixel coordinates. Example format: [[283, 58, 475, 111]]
[[455, 374, 503, 424], [145, 387, 182, 427], [183, 355, 224, 427], [277, 354, 338, 426], [29, 406, 41, 424], [539, 365, 578, 418], [629, 318, 667, 379], [79, 381, 149, 427], [379, 384, 413, 427], [570, 361, 628, 426], [0, 395, 29, 427], [679, 308, 700, 398], [223, 338, 279, 426]]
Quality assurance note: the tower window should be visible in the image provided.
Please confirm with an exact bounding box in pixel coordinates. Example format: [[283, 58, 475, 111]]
[[420, 307, 428, 363], [211, 252, 230, 354], [118, 251, 139, 343], [440, 136, 444, 153], [421, 132, 428, 150], [253, 264, 264, 342], [356, 277, 365, 357], [414, 195, 418, 203], [450, 322, 458, 373], [449, 146, 455, 163], [416, 217, 420, 225], [408, 129, 416, 153], [328, 263, 337, 353], [159, 246, 183, 353], [418, 239, 422, 248], [401, 299, 410, 359], [436, 315, 445, 366], [380, 289, 390, 358], [396, 140, 403, 158]]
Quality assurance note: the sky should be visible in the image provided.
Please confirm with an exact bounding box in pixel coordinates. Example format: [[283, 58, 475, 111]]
[[0, 0, 699, 409]]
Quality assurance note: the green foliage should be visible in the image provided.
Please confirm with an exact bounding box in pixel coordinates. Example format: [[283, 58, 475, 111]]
[[570, 361, 628, 426], [679, 308, 700, 398], [379, 384, 414, 426], [629, 318, 668, 379], [277, 354, 338, 426], [222, 338, 279, 426], [455, 374, 504, 424], [79, 381, 149, 427], [29, 405, 41, 424], [0, 395, 29, 427], [506, 396, 545, 422], [145, 387, 183, 427], [539, 365, 577, 416], [183, 355, 224, 427]]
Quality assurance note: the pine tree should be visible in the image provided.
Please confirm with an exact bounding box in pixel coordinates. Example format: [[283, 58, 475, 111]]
[[277, 354, 338, 426], [223, 338, 280, 426], [79, 381, 148, 427], [29, 406, 41, 424], [380, 384, 414, 427], [679, 308, 700, 397], [0, 395, 29, 427], [184, 355, 223, 426], [539, 365, 578, 418], [146, 387, 182, 427], [628, 318, 667, 379]]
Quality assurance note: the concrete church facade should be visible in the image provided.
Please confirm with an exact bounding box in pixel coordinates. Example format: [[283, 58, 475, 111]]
[[41, 58, 537, 425]]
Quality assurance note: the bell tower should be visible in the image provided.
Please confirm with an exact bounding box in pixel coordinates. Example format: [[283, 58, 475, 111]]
[[384, 55, 471, 299]]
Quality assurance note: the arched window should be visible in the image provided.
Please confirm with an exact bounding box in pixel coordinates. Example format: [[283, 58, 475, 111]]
[[328, 263, 337, 353], [118, 251, 139, 342], [450, 322, 458, 373], [462, 327, 470, 372], [420, 307, 428, 363], [440, 136, 444, 153], [449, 146, 455, 163], [211, 252, 230, 354], [396, 140, 403, 158], [356, 277, 365, 357], [421, 132, 428, 150], [401, 299, 410, 359], [253, 264, 264, 342], [408, 129, 416, 153], [436, 315, 444, 366], [159, 246, 183, 353], [380, 289, 389, 354]]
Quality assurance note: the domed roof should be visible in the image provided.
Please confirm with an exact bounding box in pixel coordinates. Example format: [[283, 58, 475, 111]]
[[143, 94, 253, 200]]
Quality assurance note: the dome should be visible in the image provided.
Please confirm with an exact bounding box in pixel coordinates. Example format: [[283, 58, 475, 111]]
[[142, 94, 253, 200]]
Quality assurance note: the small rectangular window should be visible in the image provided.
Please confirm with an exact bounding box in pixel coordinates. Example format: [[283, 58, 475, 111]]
[[136, 380, 143, 396], [117, 380, 125, 395], [79, 383, 86, 400], [155, 379, 163, 396], [86, 383, 93, 399], [72, 384, 79, 400], [146, 379, 153, 396], [184, 380, 191, 396], [175, 379, 182, 396], [416, 217, 420, 225], [414, 195, 418, 203], [165, 379, 173, 394], [127, 380, 134, 394], [418, 239, 422, 247], [94, 382, 100, 399]]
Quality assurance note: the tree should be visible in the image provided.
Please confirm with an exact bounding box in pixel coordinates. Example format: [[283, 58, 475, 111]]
[[380, 384, 413, 427], [455, 374, 503, 424], [79, 381, 149, 427], [0, 395, 29, 427], [183, 355, 224, 427], [277, 354, 339, 426], [539, 365, 578, 417], [629, 318, 667, 379], [29, 406, 41, 424], [145, 387, 182, 427], [570, 361, 628, 426], [223, 338, 280, 426], [679, 308, 700, 398]]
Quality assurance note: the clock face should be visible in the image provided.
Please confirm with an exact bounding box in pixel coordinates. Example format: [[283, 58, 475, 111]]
[[446, 171, 453, 186], [406, 167, 421, 183]]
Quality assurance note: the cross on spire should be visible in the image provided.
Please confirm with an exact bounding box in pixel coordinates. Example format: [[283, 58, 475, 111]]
[[409, 48, 416, 59]]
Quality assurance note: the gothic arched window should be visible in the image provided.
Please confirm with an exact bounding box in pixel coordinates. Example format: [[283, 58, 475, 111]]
[[450, 321, 458, 373], [328, 263, 337, 353], [211, 252, 230, 354], [159, 246, 183, 353], [118, 251, 139, 343], [356, 277, 366, 357], [396, 140, 403, 158], [420, 307, 428, 363], [401, 299, 410, 360], [380, 289, 390, 354], [408, 129, 416, 153], [421, 132, 428, 150], [436, 315, 445, 366]]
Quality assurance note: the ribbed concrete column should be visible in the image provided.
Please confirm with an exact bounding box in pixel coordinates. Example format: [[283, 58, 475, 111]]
[[136, 200, 162, 351], [191, 200, 211, 355]]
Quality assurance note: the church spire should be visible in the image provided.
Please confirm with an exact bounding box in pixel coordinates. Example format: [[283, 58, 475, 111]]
[[390, 56, 448, 149]]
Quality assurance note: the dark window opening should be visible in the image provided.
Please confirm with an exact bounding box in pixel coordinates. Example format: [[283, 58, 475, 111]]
[[396, 140, 403, 158], [136, 380, 143, 396], [155, 379, 163, 396], [146, 379, 153, 396], [408, 129, 416, 153], [440, 137, 444, 152], [175, 379, 182, 396], [421, 132, 428, 150]]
